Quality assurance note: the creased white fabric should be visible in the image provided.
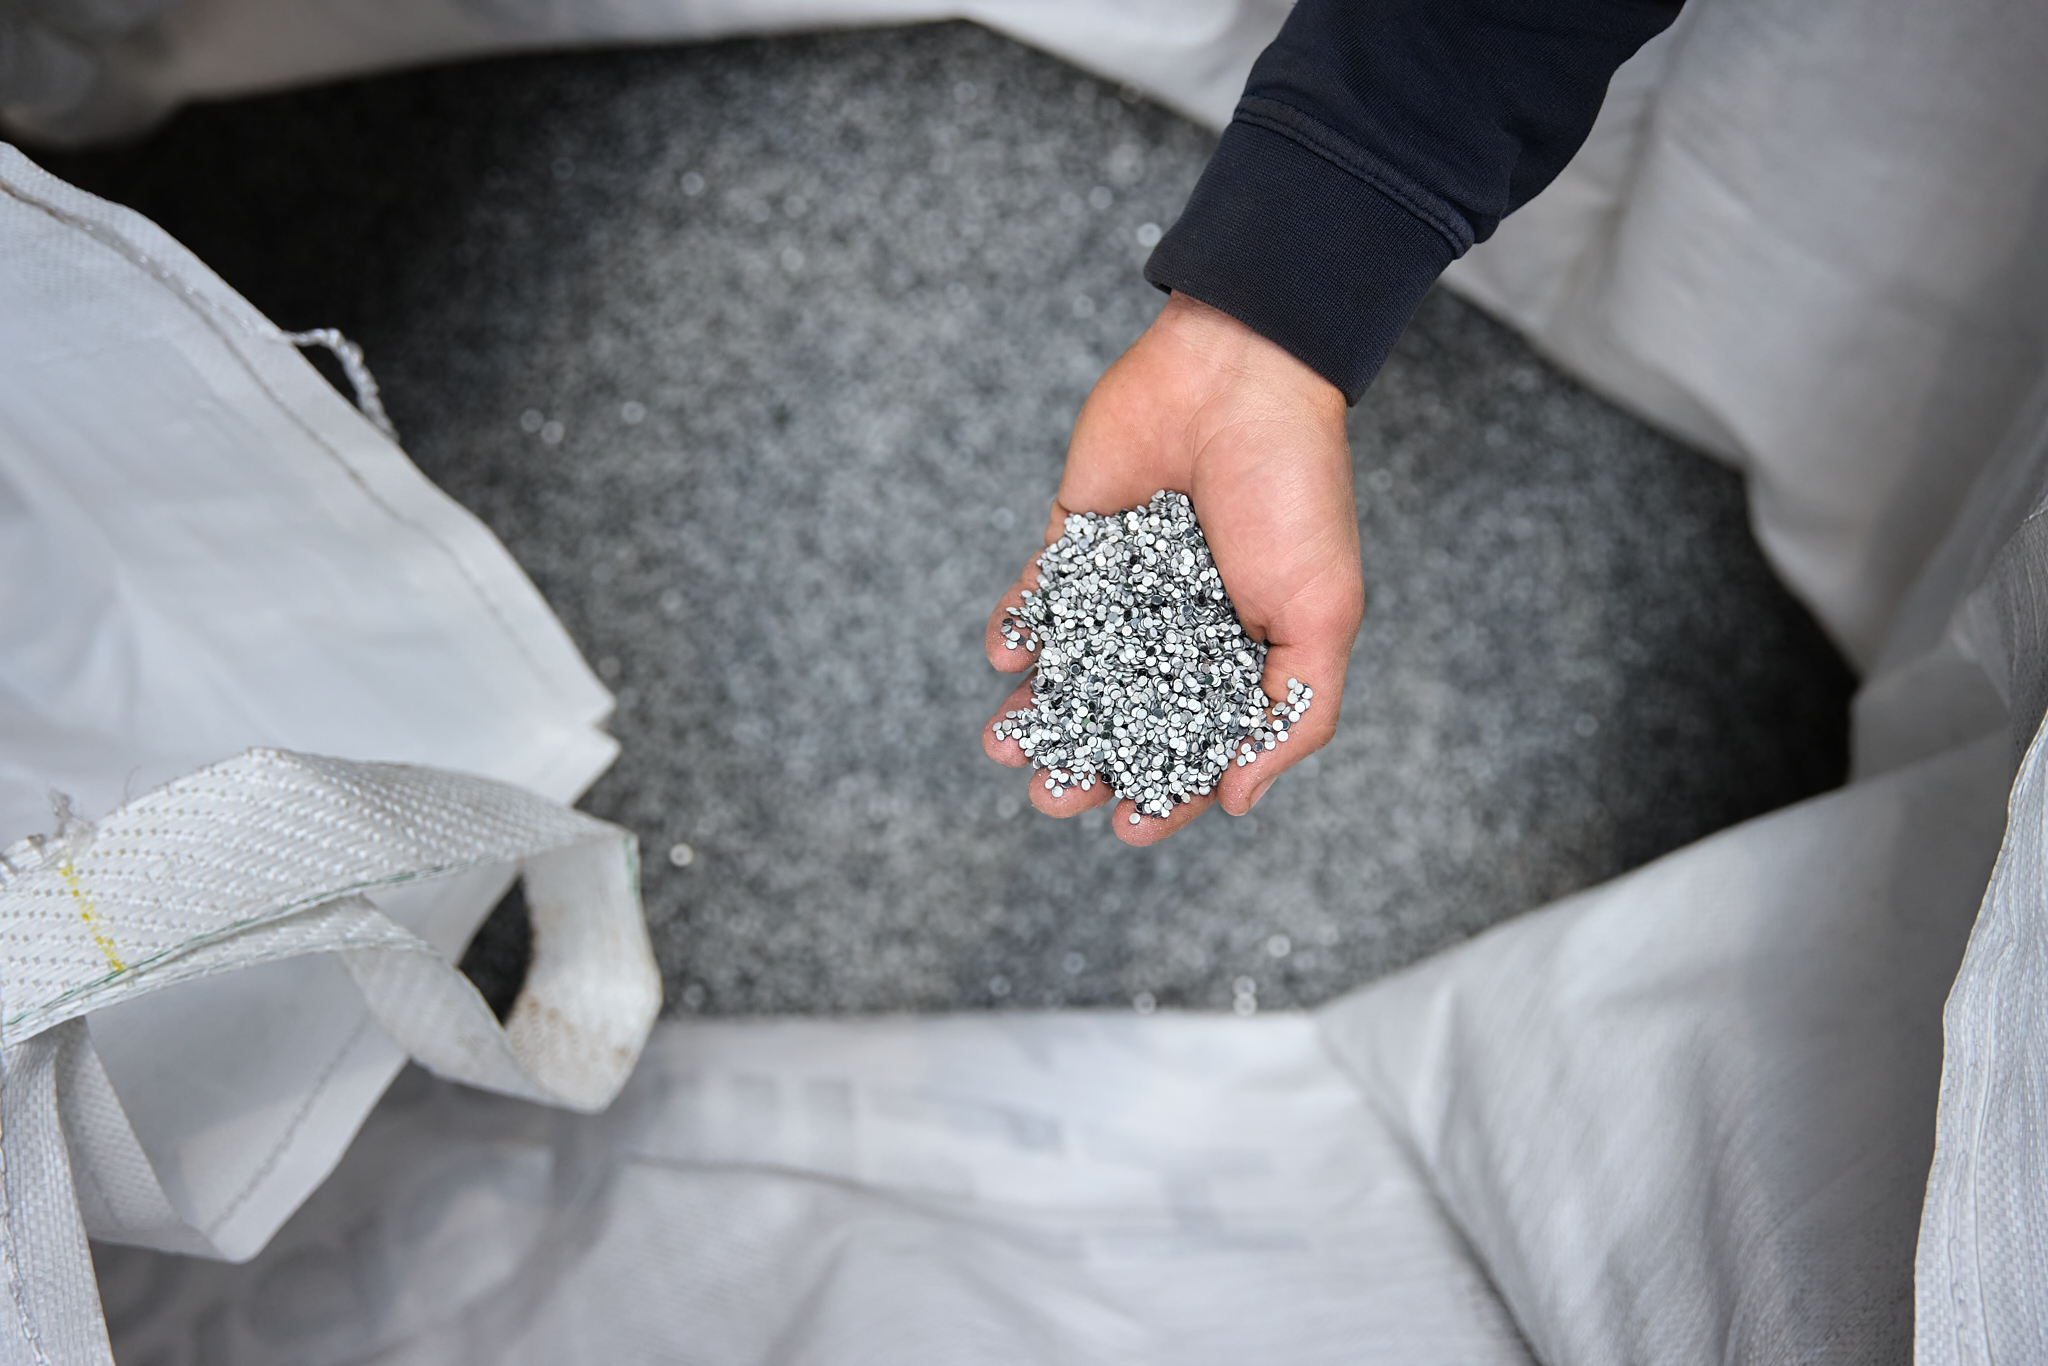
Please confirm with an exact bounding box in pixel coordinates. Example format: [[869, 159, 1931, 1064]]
[[1, 0, 1288, 143], [4, 748, 659, 1255], [1444, 0, 2048, 668], [0, 748, 658, 1366], [0, 141, 617, 832], [0, 130, 657, 1364], [99, 1015, 1535, 1366], [85, 730, 2022, 1365], [1897, 388, 2048, 1366], [1324, 735, 2009, 1365], [1917, 722, 2048, 1365]]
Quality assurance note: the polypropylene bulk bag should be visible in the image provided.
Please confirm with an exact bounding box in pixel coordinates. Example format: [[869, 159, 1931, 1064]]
[[0, 142, 661, 1363]]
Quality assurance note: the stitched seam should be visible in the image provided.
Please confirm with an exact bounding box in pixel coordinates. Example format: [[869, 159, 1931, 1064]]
[[1234, 97, 1474, 254], [205, 1012, 378, 1240]]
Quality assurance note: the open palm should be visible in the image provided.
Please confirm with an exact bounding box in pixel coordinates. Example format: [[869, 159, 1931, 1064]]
[[983, 293, 1362, 846]]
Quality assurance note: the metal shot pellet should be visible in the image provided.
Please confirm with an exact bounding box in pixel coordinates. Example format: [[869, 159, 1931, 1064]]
[[991, 490, 1312, 821]]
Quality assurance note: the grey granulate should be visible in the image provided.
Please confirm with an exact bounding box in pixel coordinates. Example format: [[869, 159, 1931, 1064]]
[[991, 491, 1310, 817]]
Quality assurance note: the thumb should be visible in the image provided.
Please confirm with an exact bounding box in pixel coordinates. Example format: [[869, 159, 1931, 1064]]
[[1214, 600, 1357, 817]]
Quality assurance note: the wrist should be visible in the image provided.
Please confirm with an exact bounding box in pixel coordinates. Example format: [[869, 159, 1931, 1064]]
[[1151, 292, 1347, 429]]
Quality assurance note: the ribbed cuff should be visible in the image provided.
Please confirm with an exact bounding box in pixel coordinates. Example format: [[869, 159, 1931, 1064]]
[[1144, 118, 1457, 404]]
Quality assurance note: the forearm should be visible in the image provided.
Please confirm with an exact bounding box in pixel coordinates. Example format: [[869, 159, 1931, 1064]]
[[1145, 0, 1683, 402]]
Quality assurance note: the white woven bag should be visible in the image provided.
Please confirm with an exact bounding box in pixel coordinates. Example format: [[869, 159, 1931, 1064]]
[[0, 143, 657, 1364]]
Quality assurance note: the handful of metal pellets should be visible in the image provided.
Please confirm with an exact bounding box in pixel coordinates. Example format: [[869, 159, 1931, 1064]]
[[992, 490, 1313, 824]]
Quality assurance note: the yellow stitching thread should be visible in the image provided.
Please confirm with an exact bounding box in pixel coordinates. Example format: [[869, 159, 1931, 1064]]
[[57, 861, 125, 974]]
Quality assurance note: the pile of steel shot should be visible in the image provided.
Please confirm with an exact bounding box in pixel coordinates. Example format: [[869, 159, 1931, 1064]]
[[992, 490, 1313, 824]]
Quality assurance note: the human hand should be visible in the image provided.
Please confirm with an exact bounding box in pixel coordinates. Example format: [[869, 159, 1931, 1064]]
[[983, 292, 1361, 846]]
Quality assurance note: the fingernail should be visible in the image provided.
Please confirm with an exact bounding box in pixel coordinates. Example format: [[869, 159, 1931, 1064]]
[[1247, 776, 1276, 811]]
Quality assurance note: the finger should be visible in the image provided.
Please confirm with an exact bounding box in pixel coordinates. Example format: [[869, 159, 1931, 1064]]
[[1039, 496, 1076, 544], [984, 551, 1048, 673], [1215, 561, 1362, 815], [982, 676, 1038, 767], [1028, 767, 1116, 818], [1216, 644, 1351, 816], [1114, 790, 1217, 847]]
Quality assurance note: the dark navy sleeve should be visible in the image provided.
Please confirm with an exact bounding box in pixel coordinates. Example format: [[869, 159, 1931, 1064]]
[[1144, 0, 1682, 402]]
